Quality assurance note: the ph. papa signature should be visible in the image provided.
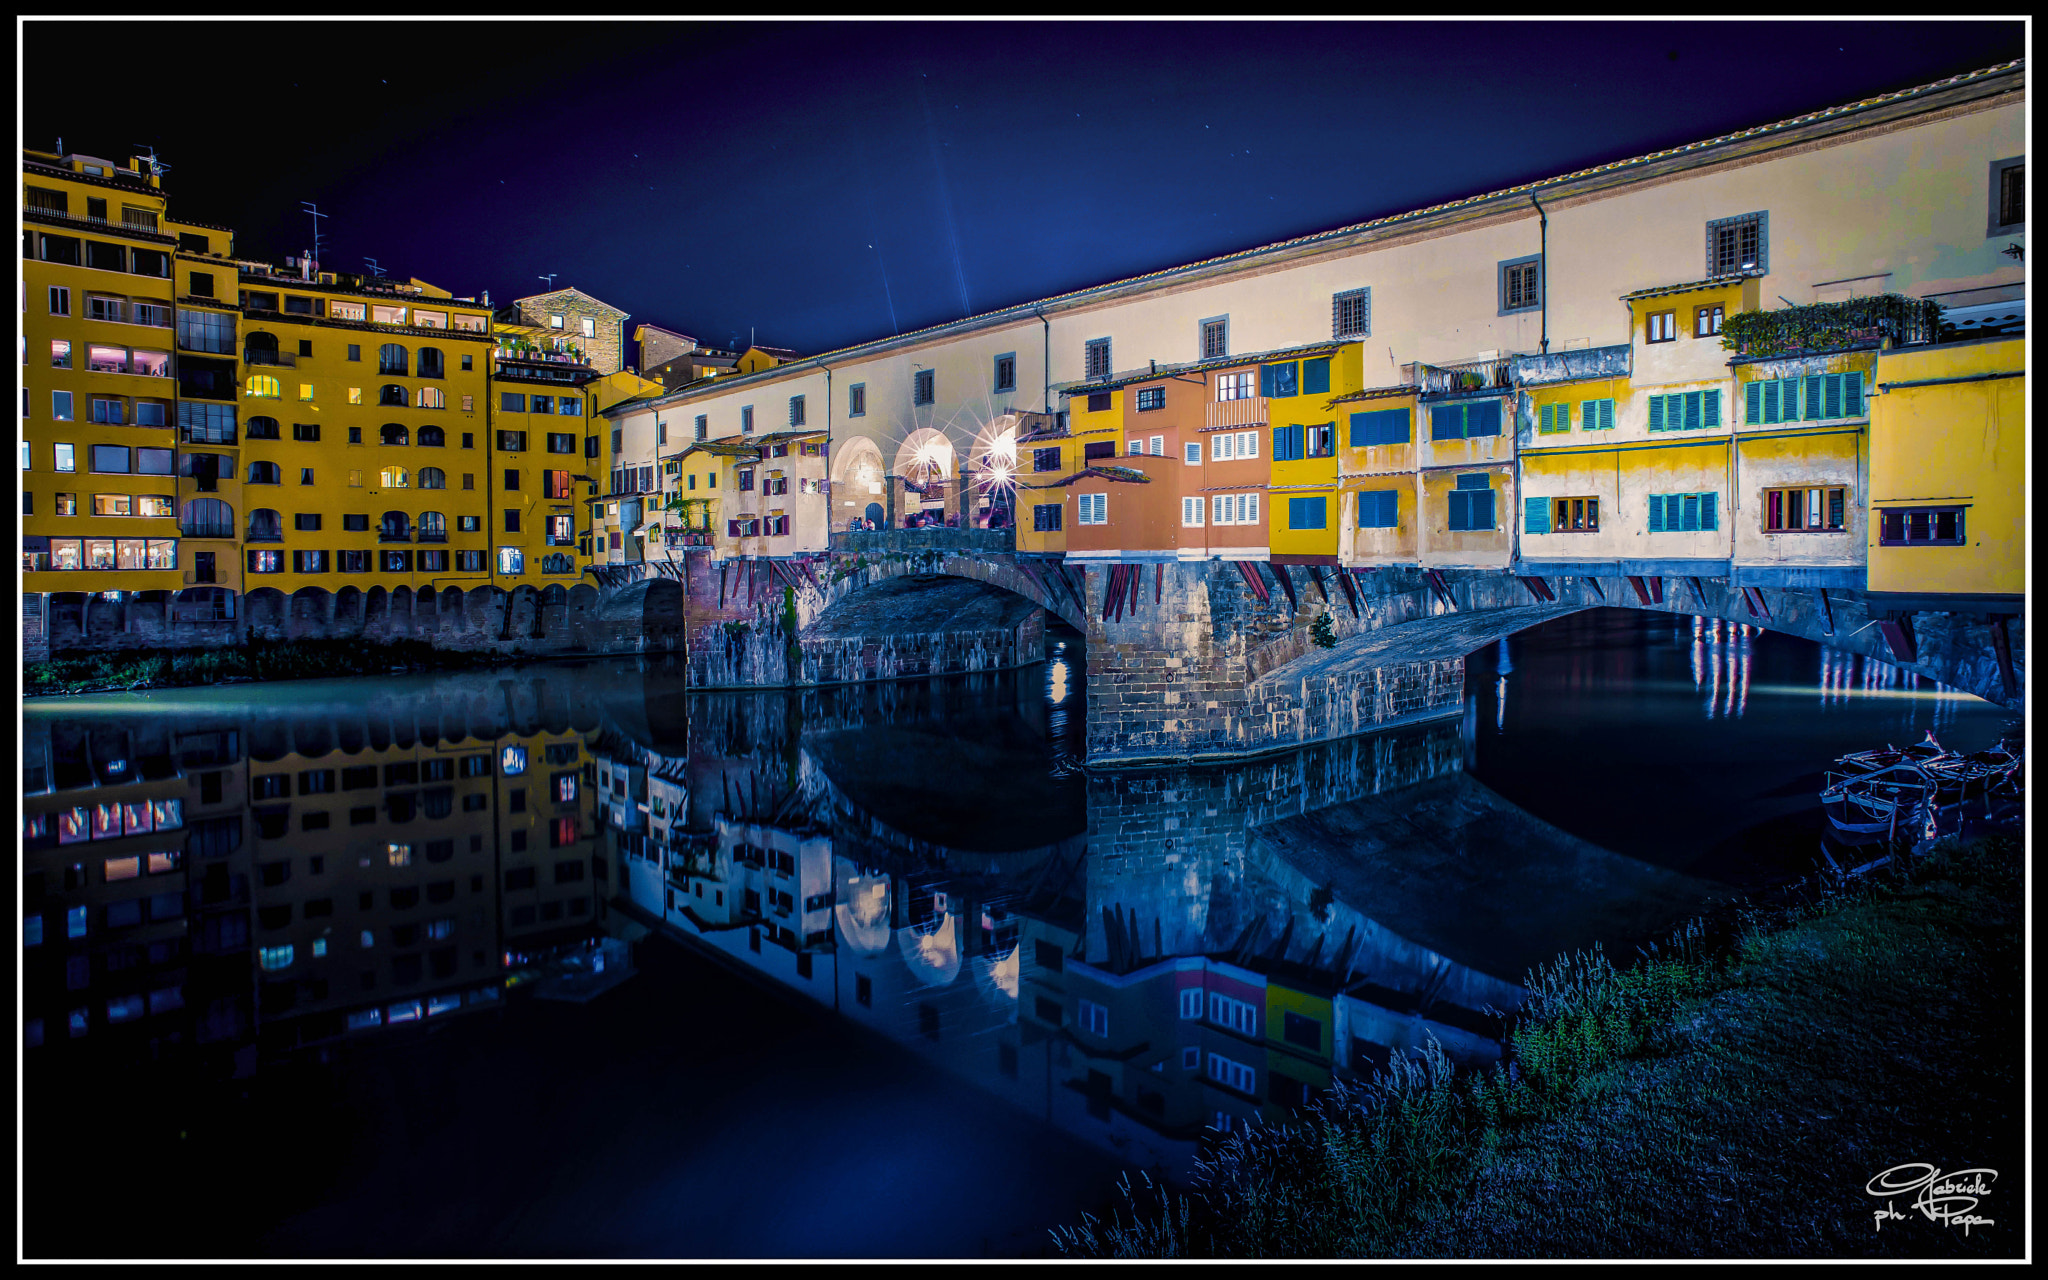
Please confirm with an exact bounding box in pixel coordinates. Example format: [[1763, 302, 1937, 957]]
[[1866, 1163, 1997, 1236]]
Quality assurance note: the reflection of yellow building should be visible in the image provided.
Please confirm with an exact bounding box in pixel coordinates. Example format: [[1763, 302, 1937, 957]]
[[1866, 333, 2025, 609]]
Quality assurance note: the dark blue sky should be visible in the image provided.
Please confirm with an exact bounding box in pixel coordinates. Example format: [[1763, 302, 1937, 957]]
[[27, 21, 2022, 361]]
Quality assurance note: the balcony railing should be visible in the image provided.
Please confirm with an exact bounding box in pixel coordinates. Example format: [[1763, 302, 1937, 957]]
[[179, 522, 235, 540], [180, 426, 237, 445], [378, 531, 413, 544], [1417, 355, 1516, 397], [1204, 396, 1269, 430], [244, 348, 297, 367], [416, 531, 447, 544], [245, 530, 283, 543], [664, 531, 714, 548]]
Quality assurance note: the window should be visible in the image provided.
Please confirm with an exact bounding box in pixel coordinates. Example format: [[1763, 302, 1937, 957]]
[[1032, 503, 1063, 532], [1135, 386, 1165, 412], [93, 445, 132, 473], [848, 384, 865, 417], [500, 392, 525, 413], [293, 549, 329, 573], [1084, 338, 1111, 381], [498, 431, 526, 452], [993, 353, 1016, 392], [52, 390, 74, 421], [1537, 402, 1570, 434], [245, 374, 281, 399], [741, 405, 755, 433], [582, 316, 596, 338], [789, 394, 805, 426], [1288, 496, 1327, 529], [1428, 400, 1503, 441], [912, 370, 935, 405], [1989, 156, 2024, 234], [1707, 211, 1768, 275], [1183, 442, 1202, 465], [1305, 423, 1335, 457], [248, 549, 283, 574], [1500, 255, 1542, 313], [1260, 361, 1298, 399], [90, 397, 126, 425], [1077, 493, 1107, 525], [1878, 505, 1965, 546], [1181, 496, 1205, 526], [1078, 999, 1109, 1037], [504, 510, 521, 533], [1200, 317, 1228, 359], [419, 386, 445, 409], [293, 512, 322, 531], [1578, 398, 1616, 431], [1333, 287, 1371, 338], [1527, 496, 1599, 534], [1283, 1012, 1323, 1052], [1646, 310, 1678, 343], [1273, 424, 1303, 461], [378, 344, 409, 376], [530, 395, 553, 415], [1695, 305, 1725, 337], [1210, 492, 1259, 525], [1646, 389, 1723, 432], [549, 313, 564, 329], [1743, 373, 1861, 425], [1357, 488, 1399, 528], [55, 442, 75, 471], [1210, 430, 1259, 460], [48, 285, 71, 315], [1763, 486, 1848, 533], [1646, 491, 1719, 532], [497, 546, 524, 574], [1031, 446, 1061, 473], [378, 466, 408, 488], [1446, 473, 1496, 531], [1208, 992, 1257, 1036]]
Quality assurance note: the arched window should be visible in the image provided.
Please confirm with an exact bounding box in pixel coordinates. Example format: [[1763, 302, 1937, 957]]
[[418, 386, 446, 409], [247, 460, 282, 484], [418, 466, 447, 489], [417, 424, 445, 447], [247, 508, 283, 541], [379, 466, 409, 489], [416, 347, 444, 379], [379, 385, 408, 407], [380, 423, 409, 446], [540, 552, 575, 575], [244, 415, 280, 440], [246, 374, 281, 399], [180, 497, 234, 538], [243, 331, 279, 364], [378, 344, 409, 376], [419, 511, 447, 541], [380, 511, 411, 541]]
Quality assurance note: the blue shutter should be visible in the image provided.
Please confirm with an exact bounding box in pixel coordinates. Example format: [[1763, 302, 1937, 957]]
[[1823, 373, 1842, 419], [1525, 496, 1550, 534], [1699, 491, 1718, 530], [1843, 373, 1863, 418], [1647, 395, 1665, 432], [1468, 400, 1502, 438], [1703, 388, 1721, 428], [1302, 358, 1330, 395], [1805, 374, 1825, 422], [1430, 404, 1462, 441], [1648, 494, 1666, 533], [1349, 412, 1368, 448], [1745, 380, 1762, 424], [1456, 472, 1490, 489], [1685, 391, 1702, 430], [1259, 364, 1275, 398], [1760, 381, 1777, 424], [1391, 408, 1412, 444], [1446, 490, 1467, 531], [1681, 493, 1700, 531]]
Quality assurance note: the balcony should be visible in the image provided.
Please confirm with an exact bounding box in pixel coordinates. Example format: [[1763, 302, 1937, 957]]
[[378, 531, 414, 544], [180, 426, 237, 446], [179, 522, 235, 540], [245, 530, 284, 544], [244, 348, 297, 367], [416, 531, 447, 544], [1204, 396, 1269, 430], [664, 531, 714, 549], [830, 528, 1015, 555], [1722, 294, 1944, 362], [1417, 355, 1516, 398]]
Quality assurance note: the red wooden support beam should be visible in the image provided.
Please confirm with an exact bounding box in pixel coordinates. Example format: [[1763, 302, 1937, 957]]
[[1689, 576, 1710, 610], [1154, 562, 1163, 605], [1266, 562, 1299, 612], [1128, 562, 1142, 615], [1876, 616, 1917, 664], [1235, 559, 1270, 604], [1815, 588, 1835, 636], [1649, 575, 1664, 604], [1518, 575, 1551, 603], [1627, 575, 1654, 606], [1336, 569, 1361, 617], [1990, 615, 2017, 700]]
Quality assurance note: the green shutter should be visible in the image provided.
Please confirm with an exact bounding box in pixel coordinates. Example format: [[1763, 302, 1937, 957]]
[[1538, 403, 1554, 433], [1762, 380, 1779, 424], [1647, 395, 1665, 432], [1648, 494, 1666, 533], [1804, 374, 1824, 422], [1703, 387, 1721, 427], [1600, 399, 1616, 431], [1843, 373, 1863, 418], [1681, 493, 1700, 531], [1823, 373, 1843, 419], [1524, 496, 1549, 534], [1745, 380, 1762, 424], [1699, 491, 1718, 531]]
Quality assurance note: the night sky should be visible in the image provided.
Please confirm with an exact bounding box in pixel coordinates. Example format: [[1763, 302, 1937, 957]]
[[24, 21, 2023, 362]]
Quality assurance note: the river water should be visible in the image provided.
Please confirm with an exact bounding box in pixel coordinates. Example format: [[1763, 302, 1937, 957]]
[[20, 608, 2012, 1259]]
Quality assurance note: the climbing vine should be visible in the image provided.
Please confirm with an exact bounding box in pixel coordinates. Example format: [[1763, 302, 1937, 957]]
[[1720, 294, 1945, 359]]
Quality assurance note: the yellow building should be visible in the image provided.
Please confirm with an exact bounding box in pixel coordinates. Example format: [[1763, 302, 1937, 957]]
[[1265, 343, 1363, 563], [733, 344, 800, 376], [1866, 331, 2024, 609], [22, 149, 189, 642], [232, 267, 496, 619]]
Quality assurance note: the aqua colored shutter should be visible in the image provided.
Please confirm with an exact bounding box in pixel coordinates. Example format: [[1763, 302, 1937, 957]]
[[1804, 374, 1824, 421], [1680, 493, 1700, 531], [1525, 496, 1550, 533], [1703, 388, 1721, 428], [1648, 494, 1666, 532], [1843, 373, 1863, 418], [1684, 391, 1702, 430], [1700, 492, 1718, 530], [1823, 374, 1843, 419], [1762, 381, 1779, 424], [1539, 404, 1554, 433], [1745, 381, 1762, 424], [1302, 358, 1330, 395], [1647, 395, 1665, 432]]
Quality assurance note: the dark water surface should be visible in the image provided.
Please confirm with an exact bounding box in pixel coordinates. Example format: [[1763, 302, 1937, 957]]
[[21, 609, 2011, 1259]]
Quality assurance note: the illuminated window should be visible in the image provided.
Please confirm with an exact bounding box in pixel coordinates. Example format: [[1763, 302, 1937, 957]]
[[387, 843, 413, 867], [258, 944, 294, 971], [1208, 992, 1258, 1035], [379, 467, 409, 488], [299, 383, 315, 401], [245, 374, 281, 398], [348, 387, 362, 404], [419, 386, 445, 409], [500, 744, 528, 775]]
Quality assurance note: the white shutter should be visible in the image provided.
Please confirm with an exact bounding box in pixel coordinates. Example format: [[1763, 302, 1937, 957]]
[[1244, 493, 1259, 525], [1240, 431, 1257, 458]]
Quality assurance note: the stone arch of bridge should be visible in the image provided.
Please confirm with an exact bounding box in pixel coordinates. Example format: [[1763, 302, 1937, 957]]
[[812, 553, 1088, 635]]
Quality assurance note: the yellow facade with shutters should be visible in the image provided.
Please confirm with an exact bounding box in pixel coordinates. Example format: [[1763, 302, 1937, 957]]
[[1266, 344, 1360, 562], [1014, 388, 1122, 556], [1866, 334, 2024, 607], [22, 150, 189, 597]]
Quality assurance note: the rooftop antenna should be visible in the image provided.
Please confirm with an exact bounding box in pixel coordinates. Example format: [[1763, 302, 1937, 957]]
[[134, 145, 170, 179], [364, 257, 385, 279], [299, 202, 328, 262], [55, 136, 62, 155], [538, 273, 558, 291]]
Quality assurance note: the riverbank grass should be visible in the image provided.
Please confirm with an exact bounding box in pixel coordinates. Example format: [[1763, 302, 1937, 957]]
[[25, 639, 532, 697], [1054, 833, 2022, 1259]]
